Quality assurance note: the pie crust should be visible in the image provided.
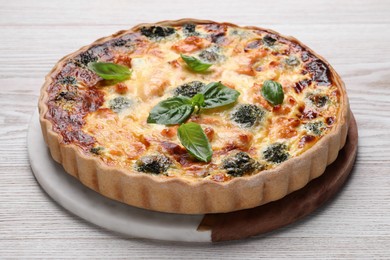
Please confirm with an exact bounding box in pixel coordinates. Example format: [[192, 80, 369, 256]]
[[39, 19, 350, 214]]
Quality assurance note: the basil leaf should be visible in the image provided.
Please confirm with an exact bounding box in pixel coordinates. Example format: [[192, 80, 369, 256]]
[[147, 96, 194, 125], [181, 54, 212, 72], [177, 122, 213, 162], [201, 82, 240, 109], [88, 62, 132, 82], [261, 80, 284, 106], [191, 93, 205, 108]]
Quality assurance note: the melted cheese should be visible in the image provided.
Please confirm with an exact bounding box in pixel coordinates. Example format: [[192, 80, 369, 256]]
[[79, 24, 341, 181]]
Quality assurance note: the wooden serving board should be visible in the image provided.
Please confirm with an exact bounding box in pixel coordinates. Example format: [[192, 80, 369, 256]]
[[199, 113, 358, 242]]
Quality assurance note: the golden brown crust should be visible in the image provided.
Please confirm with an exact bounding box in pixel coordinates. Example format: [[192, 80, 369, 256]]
[[39, 19, 349, 214]]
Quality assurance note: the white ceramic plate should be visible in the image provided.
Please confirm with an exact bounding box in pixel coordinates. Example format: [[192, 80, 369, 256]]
[[28, 109, 211, 242]]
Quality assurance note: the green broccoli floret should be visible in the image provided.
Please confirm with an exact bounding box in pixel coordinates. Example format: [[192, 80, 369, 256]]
[[58, 76, 77, 85], [222, 152, 262, 177], [108, 97, 132, 113], [262, 35, 277, 47], [56, 91, 77, 101], [74, 50, 97, 67], [304, 121, 326, 136], [198, 46, 223, 64], [182, 23, 200, 36], [199, 50, 219, 63], [285, 55, 300, 67], [263, 143, 289, 164], [174, 81, 205, 97], [231, 104, 266, 128], [135, 154, 172, 174], [90, 146, 104, 155], [308, 94, 329, 108], [140, 26, 175, 39]]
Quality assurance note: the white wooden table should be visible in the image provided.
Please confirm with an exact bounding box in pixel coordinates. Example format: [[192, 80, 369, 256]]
[[1, 0, 389, 258]]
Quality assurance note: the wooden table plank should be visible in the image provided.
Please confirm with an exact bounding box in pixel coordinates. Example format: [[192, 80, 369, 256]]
[[1, 0, 390, 25]]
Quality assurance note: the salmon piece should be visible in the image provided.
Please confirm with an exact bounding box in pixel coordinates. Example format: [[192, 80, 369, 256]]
[[171, 36, 211, 53]]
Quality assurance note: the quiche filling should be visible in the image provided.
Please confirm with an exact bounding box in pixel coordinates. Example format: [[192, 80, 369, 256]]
[[45, 23, 340, 182]]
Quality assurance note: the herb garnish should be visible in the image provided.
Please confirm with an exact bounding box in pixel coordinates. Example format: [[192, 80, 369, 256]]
[[147, 82, 239, 125], [177, 122, 213, 162], [181, 54, 212, 72], [261, 80, 284, 106], [147, 96, 194, 125], [88, 62, 132, 82], [147, 82, 240, 162]]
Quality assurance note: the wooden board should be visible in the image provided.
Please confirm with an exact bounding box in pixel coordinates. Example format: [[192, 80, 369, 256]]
[[199, 113, 358, 242]]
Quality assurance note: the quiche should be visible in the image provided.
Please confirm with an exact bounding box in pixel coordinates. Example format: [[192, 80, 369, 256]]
[[39, 19, 350, 214]]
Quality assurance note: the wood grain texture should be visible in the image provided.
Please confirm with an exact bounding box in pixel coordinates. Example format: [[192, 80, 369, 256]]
[[0, 0, 389, 258]]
